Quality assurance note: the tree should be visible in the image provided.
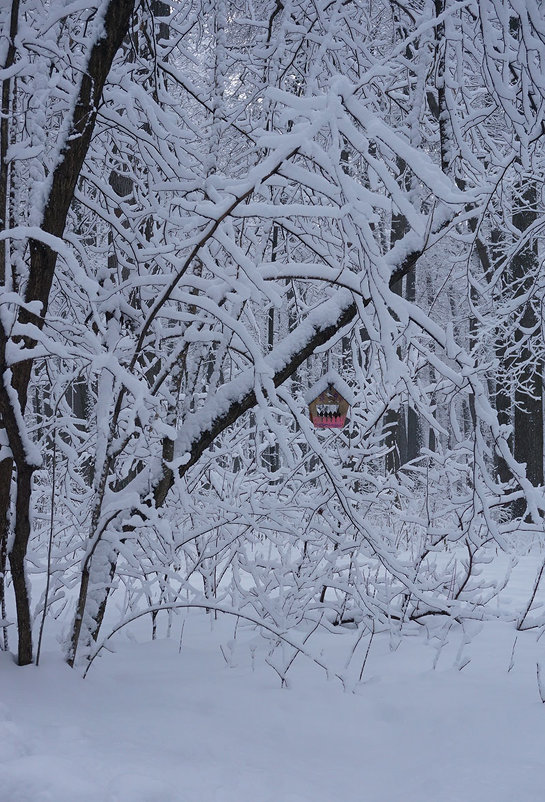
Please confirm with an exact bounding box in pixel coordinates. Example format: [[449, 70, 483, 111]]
[[1, 0, 545, 672], [1, 0, 136, 664]]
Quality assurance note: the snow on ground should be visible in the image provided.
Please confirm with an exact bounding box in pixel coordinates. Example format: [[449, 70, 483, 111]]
[[1, 557, 545, 802]]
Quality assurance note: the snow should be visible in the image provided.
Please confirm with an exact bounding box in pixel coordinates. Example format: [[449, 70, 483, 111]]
[[2, 557, 545, 802], [173, 289, 355, 463], [304, 369, 355, 406]]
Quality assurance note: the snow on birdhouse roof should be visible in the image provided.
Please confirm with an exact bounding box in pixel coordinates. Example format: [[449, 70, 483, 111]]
[[304, 370, 355, 406]]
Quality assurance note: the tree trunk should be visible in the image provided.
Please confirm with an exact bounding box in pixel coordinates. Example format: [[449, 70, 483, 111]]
[[4, 0, 135, 666], [384, 166, 409, 473], [405, 267, 420, 460], [512, 179, 543, 512], [67, 2, 170, 661], [8, 466, 34, 665], [0, 457, 12, 651], [0, 0, 20, 657]]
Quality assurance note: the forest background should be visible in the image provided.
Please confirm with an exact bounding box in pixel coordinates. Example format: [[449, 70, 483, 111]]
[[0, 0, 545, 678]]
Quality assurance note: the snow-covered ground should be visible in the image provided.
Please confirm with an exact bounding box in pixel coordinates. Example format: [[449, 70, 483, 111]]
[[2, 556, 545, 802]]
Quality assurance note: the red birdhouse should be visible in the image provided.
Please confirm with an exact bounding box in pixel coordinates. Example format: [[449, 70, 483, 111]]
[[305, 370, 354, 429]]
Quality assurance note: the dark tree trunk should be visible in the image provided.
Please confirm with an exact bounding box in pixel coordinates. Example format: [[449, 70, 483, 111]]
[[405, 267, 420, 461], [68, 2, 171, 660], [3, 0, 136, 666], [0, 457, 12, 652], [384, 168, 409, 473], [8, 466, 34, 665], [0, 0, 21, 656], [512, 179, 543, 513]]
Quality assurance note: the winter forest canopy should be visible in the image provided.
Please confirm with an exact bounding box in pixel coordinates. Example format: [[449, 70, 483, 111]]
[[1, 0, 545, 675]]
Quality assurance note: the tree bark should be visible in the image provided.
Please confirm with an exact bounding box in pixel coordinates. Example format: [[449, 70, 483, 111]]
[[8, 466, 34, 665], [13, 0, 136, 409], [0, 0, 20, 655], [384, 186, 409, 473], [0, 457, 11, 652], [512, 179, 543, 512], [3, 0, 135, 666]]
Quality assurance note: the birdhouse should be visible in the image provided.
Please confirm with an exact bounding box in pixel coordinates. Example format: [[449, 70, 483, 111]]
[[305, 370, 354, 429]]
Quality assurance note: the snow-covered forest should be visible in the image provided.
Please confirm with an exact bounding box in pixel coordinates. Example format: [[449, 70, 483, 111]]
[[1, 0, 545, 795]]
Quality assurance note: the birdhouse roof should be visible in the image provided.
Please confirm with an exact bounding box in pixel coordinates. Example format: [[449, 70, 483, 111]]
[[304, 370, 355, 406]]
